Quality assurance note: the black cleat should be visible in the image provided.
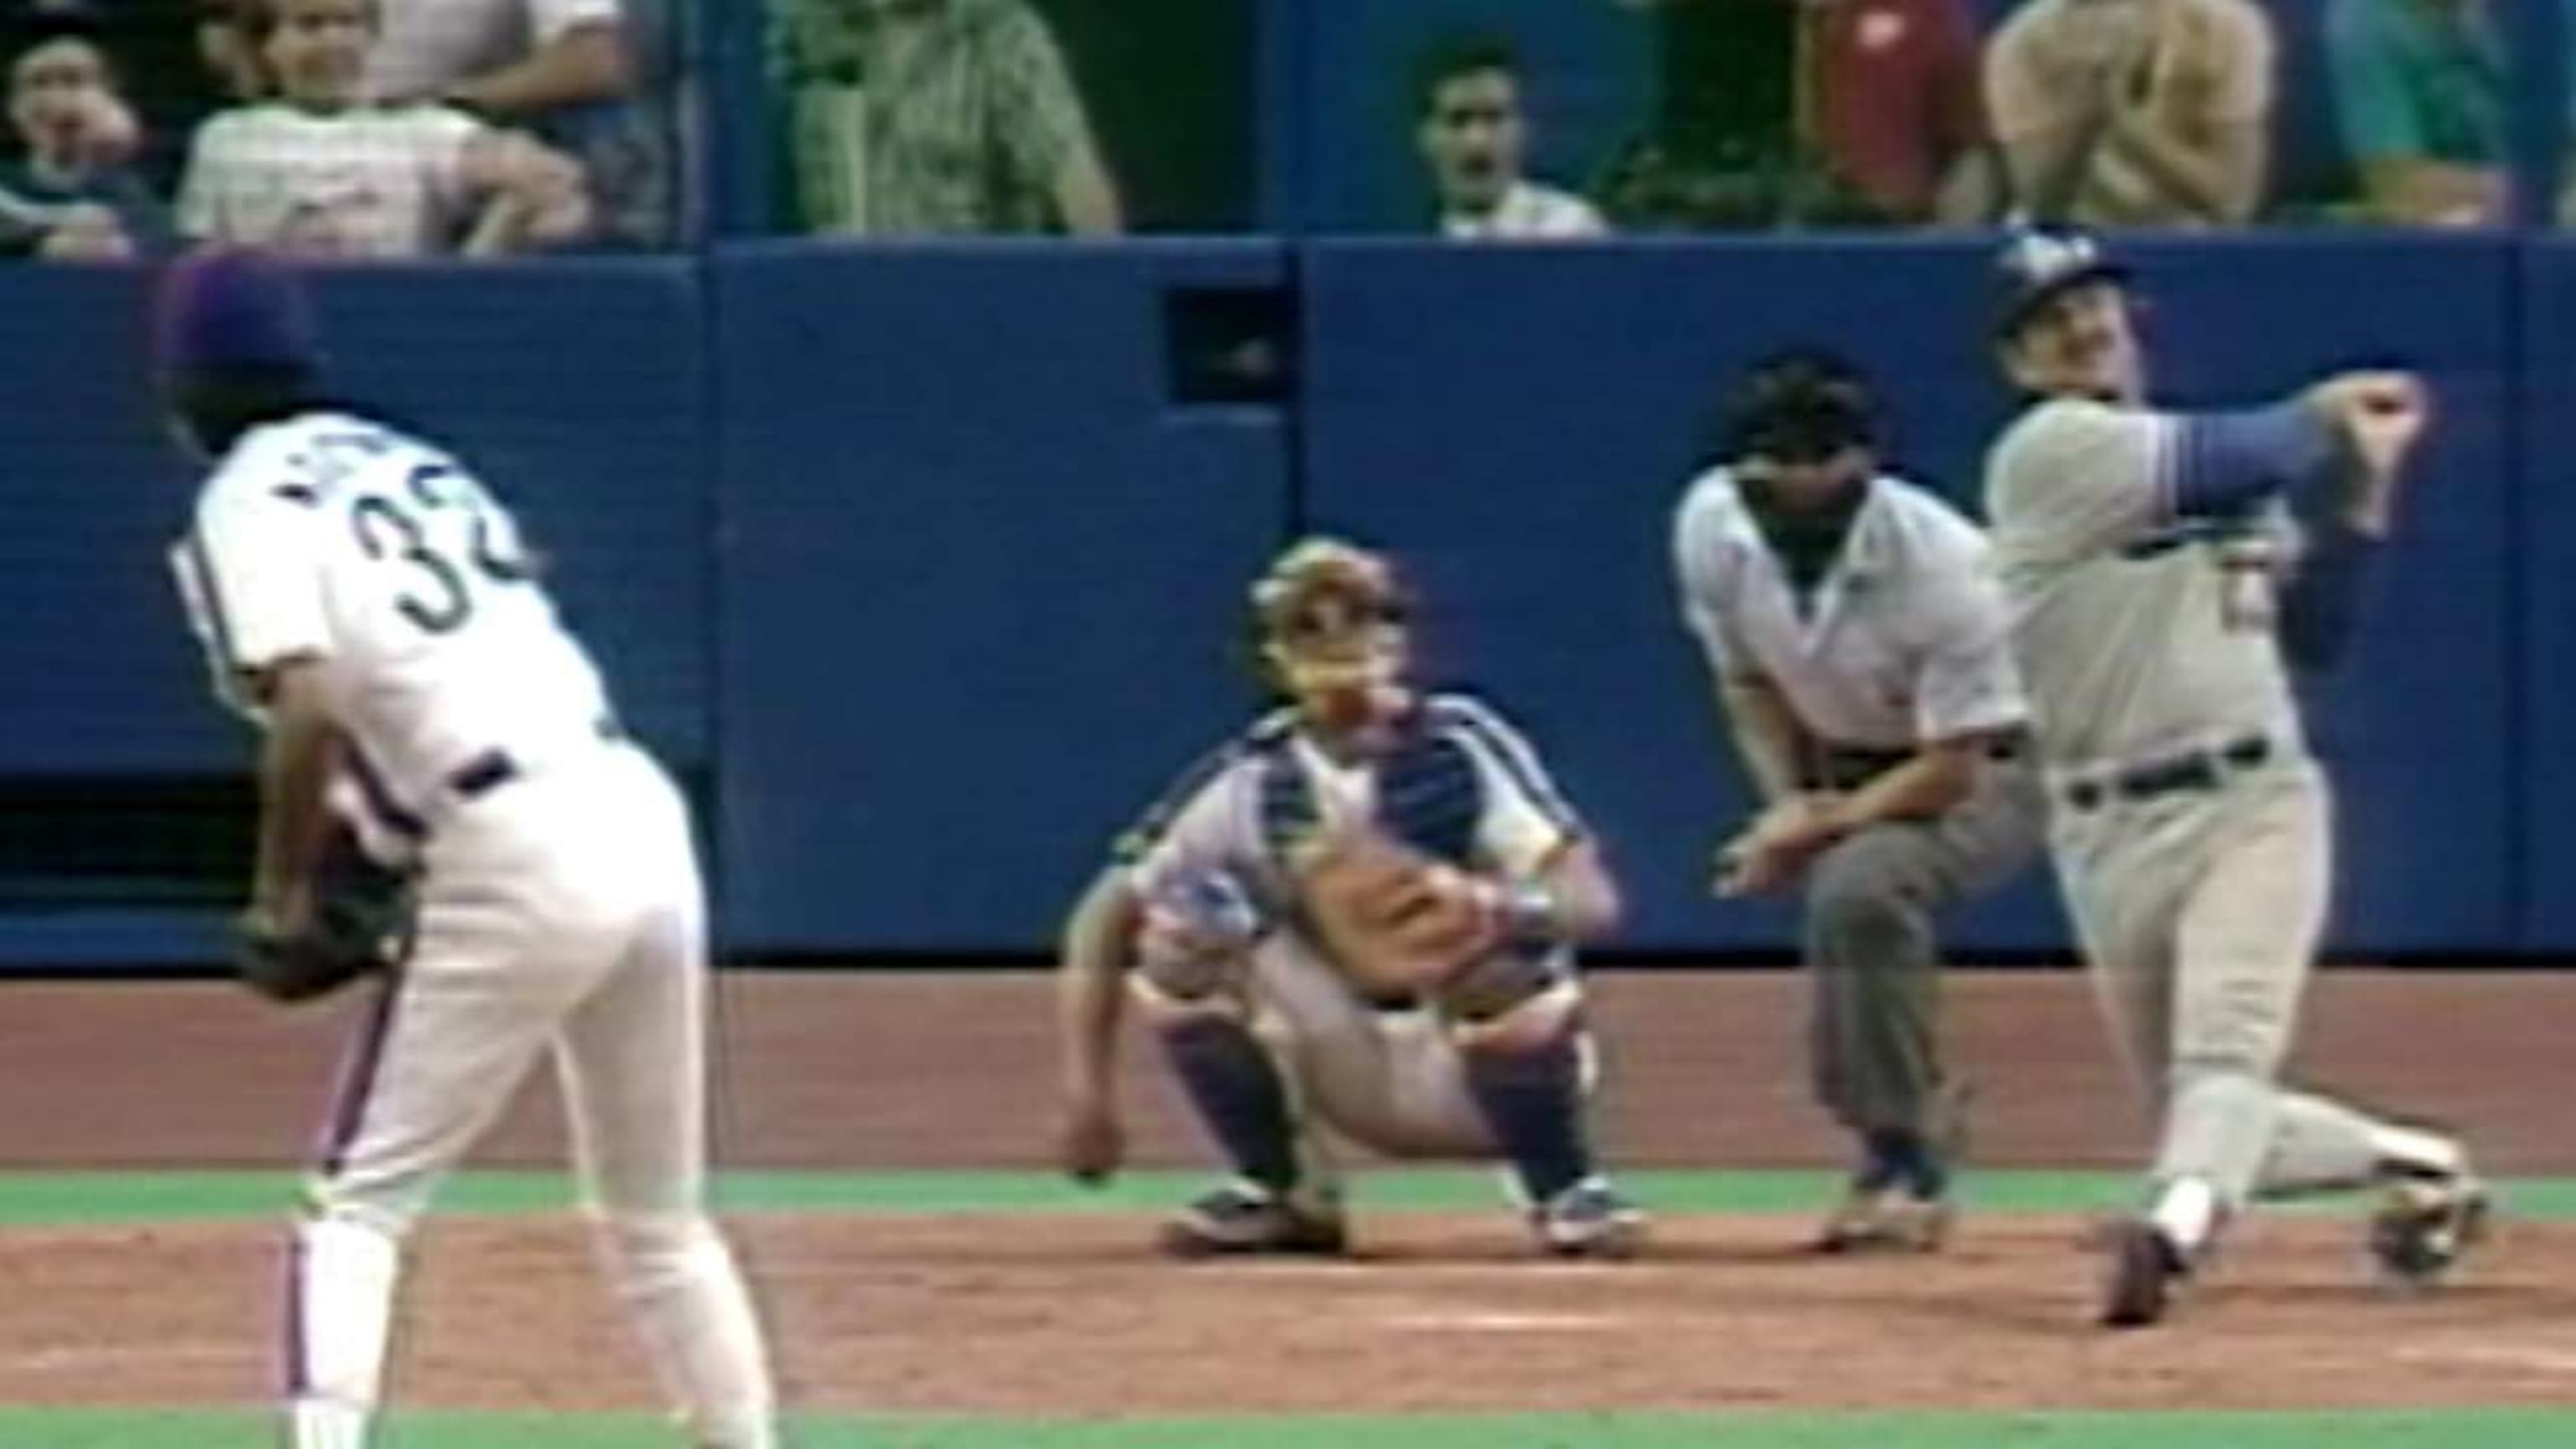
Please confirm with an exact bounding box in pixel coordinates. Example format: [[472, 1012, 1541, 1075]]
[[1158, 1180, 1348, 1259], [2369, 1174, 2490, 1287], [2099, 1218, 2188, 1330], [1531, 1176, 1648, 1259]]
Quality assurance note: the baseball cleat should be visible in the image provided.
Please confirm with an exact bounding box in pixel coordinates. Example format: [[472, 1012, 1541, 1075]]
[[1813, 1186, 1954, 1254], [1532, 1176, 1647, 1259], [1158, 1180, 1348, 1259], [2368, 1173, 2490, 1287], [2098, 1218, 2189, 1329]]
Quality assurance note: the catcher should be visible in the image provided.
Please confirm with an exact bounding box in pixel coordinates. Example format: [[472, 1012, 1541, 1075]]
[[1055, 538, 1644, 1258]]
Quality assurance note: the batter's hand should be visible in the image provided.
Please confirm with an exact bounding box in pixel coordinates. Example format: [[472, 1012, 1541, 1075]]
[[1059, 1093, 1125, 1187]]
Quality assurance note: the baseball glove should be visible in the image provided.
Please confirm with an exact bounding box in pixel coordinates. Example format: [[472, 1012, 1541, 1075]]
[[235, 823, 417, 1005], [1292, 828, 1502, 995]]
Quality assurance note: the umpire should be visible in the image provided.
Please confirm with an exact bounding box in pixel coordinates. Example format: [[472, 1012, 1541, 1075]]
[[1670, 350, 2045, 1251]]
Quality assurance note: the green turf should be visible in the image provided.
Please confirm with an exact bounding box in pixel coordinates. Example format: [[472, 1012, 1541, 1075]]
[[3, 1167, 2573, 1226], [4, 1408, 2572, 1448]]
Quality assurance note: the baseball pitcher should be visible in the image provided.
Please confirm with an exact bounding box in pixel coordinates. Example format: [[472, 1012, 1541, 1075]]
[[1674, 350, 2045, 1253], [1981, 227, 2488, 1328], [1055, 538, 1644, 1258], [158, 249, 777, 1445]]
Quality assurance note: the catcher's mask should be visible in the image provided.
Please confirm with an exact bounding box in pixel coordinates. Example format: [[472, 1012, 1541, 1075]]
[[1722, 348, 1877, 469], [1251, 538, 1413, 724]]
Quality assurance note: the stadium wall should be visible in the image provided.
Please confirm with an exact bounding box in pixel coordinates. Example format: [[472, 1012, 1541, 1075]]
[[0, 236, 2555, 964]]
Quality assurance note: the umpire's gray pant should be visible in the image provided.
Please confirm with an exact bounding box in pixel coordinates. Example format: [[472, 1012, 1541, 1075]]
[[1801, 755, 2046, 1140]]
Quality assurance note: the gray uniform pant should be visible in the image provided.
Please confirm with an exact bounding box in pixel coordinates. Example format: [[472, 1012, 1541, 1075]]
[[2053, 755, 2417, 1208], [1801, 756, 2046, 1140]]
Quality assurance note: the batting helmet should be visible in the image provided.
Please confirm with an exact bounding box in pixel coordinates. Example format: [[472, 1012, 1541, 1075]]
[[1992, 224, 2133, 343]]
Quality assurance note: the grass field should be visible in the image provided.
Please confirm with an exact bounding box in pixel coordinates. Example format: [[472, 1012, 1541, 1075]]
[[7, 1168, 2570, 1447]]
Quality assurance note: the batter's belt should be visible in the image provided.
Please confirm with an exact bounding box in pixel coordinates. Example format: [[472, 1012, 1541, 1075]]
[[2055, 732, 2273, 813]]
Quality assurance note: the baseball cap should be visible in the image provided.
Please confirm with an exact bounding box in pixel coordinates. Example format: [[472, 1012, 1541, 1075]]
[[153, 247, 322, 379], [1992, 225, 2132, 341]]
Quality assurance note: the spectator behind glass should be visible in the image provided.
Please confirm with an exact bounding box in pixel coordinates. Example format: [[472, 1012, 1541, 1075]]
[[361, 0, 669, 247], [178, 0, 590, 257], [770, 0, 1119, 236], [2325, 0, 2504, 227], [1602, 0, 1994, 230], [2, 1, 171, 260], [1984, 0, 2275, 228], [196, 0, 268, 102], [1415, 32, 1605, 239]]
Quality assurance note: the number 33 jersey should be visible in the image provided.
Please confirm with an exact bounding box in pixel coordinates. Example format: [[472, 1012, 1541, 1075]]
[[170, 411, 614, 813]]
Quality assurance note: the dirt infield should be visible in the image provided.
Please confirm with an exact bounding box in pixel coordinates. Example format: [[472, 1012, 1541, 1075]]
[[1, 969, 2571, 1415]]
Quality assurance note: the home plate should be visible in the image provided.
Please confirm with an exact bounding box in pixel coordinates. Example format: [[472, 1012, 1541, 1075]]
[[1382, 1308, 1628, 1333]]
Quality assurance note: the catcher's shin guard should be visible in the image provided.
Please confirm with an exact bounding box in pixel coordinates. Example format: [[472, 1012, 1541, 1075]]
[[1157, 1013, 1306, 1194], [1452, 983, 1602, 1209]]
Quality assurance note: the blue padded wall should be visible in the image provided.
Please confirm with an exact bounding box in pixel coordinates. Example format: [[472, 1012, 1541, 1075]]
[[0, 261, 710, 776], [1299, 236, 2516, 956], [712, 241, 1291, 952]]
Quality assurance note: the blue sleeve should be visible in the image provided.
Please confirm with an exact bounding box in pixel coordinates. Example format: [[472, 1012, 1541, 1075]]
[[2172, 402, 2341, 518], [2277, 518, 2383, 673]]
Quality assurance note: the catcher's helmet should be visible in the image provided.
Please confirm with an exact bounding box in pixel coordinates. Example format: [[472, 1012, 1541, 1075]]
[[1722, 348, 1879, 466], [1250, 538, 1412, 705]]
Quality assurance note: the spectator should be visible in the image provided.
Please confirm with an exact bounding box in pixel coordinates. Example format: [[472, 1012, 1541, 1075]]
[[1809, 0, 1997, 226], [770, 0, 1120, 236], [1985, 0, 2276, 229], [2325, 0, 2505, 228], [178, 0, 590, 257], [195, 0, 267, 103], [1, 1, 171, 260], [1415, 31, 1605, 239], [363, 0, 671, 247], [1602, 0, 1992, 230]]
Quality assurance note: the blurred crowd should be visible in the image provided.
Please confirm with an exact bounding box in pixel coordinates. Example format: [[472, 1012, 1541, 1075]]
[[0, 0, 2556, 258]]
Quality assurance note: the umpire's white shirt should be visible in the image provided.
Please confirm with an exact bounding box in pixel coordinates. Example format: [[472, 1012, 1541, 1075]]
[[1672, 468, 2028, 751]]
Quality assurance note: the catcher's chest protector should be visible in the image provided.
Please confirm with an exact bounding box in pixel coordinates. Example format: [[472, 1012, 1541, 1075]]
[[1256, 727, 1486, 870]]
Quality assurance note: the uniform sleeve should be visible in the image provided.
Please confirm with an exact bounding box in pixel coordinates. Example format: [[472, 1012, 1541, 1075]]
[[1121, 761, 1251, 906], [1906, 519, 2028, 741], [1442, 700, 1583, 879], [2325, 0, 2425, 163], [413, 106, 487, 211], [1671, 480, 1757, 678], [188, 473, 332, 675], [988, 4, 1093, 194], [1985, 400, 2179, 560], [2209, 0, 2277, 127]]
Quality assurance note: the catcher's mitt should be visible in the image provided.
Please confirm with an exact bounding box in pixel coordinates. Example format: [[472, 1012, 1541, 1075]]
[[1293, 828, 1502, 995], [235, 823, 417, 1005]]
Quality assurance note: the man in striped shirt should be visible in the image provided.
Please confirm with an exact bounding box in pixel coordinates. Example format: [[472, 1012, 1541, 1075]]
[[771, 0, 1119, 236]]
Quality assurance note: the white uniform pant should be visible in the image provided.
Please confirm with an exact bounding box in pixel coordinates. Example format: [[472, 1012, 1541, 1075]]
[[2051, 756, 2444, 1210], [1246, 933, 1592, 1170], [289, 743, 773, 1449]]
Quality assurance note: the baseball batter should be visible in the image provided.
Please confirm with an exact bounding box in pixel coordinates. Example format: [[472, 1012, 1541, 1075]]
[[1981, 227, 2488, 1327], [1055, 538, 1644, 1257], [158, 249, 777, 1445], [1673, 351, 2045, 1253]]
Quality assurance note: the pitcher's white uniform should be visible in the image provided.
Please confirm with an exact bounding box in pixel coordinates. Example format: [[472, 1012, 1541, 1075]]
[[1120, 694, 1587, 1163], [174, 411, 776, 1448]]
